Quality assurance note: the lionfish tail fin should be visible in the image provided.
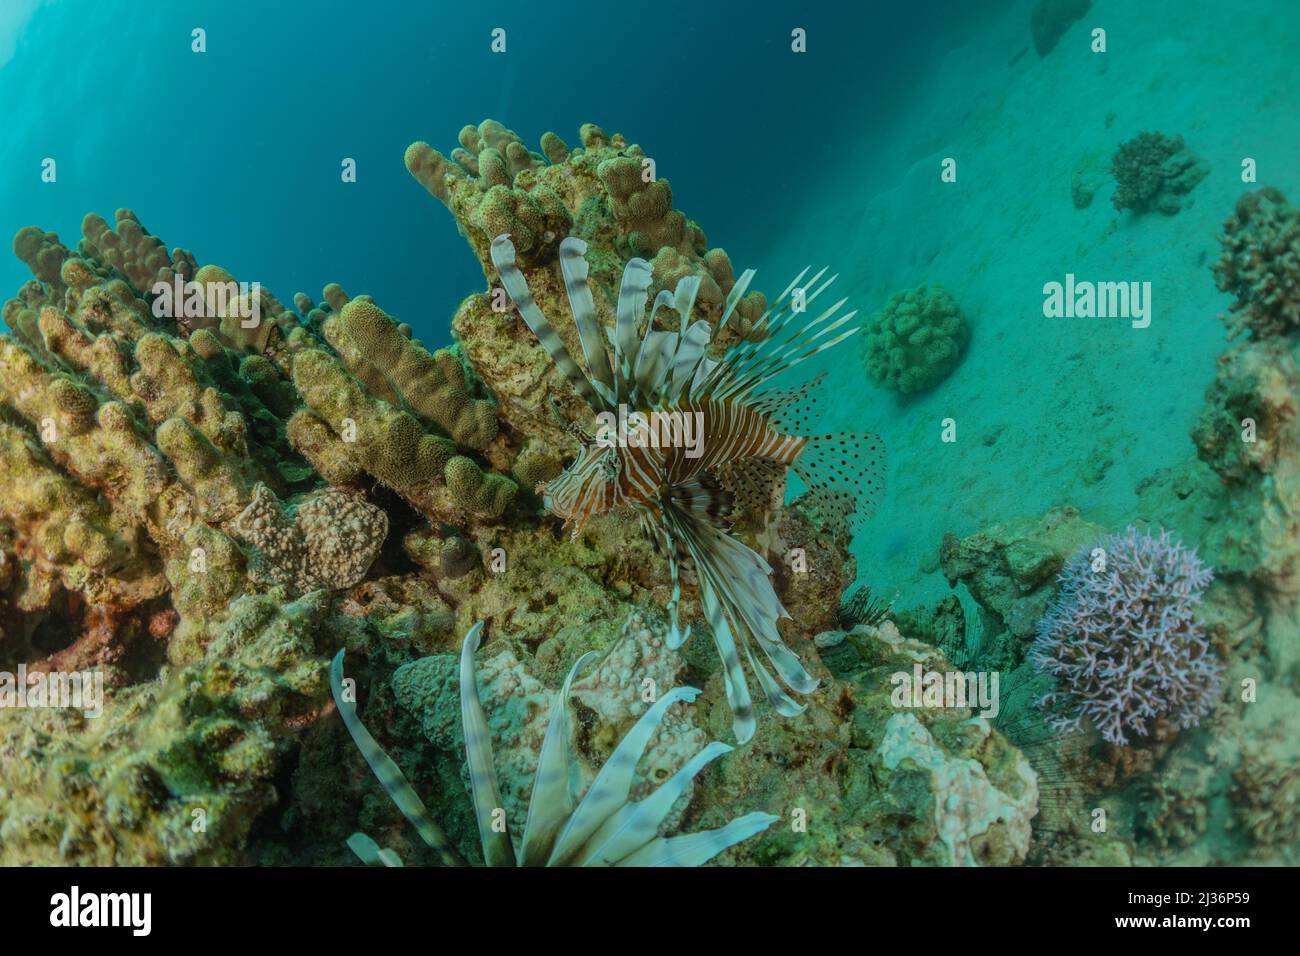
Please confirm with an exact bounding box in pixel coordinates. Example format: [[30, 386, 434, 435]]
[[791, 431, 887, 536]]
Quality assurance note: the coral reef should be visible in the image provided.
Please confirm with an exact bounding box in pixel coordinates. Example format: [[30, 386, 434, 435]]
[[1030, 0, 1092, 58], [1030, 526, 1223, 747], [3, 120, 991, 868], [0, 591, 342, 864], [861, 284, 969, 394], [1109, 132, 1207, 215], [1213, 186, 1300, 339], [16, 118, 1292, 871]]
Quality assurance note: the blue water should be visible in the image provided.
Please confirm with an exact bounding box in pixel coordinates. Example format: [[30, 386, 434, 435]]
[[1, 0, 974, 345]]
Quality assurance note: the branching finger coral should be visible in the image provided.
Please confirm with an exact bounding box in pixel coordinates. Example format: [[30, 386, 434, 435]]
[[1030, 526, 1223, 746], [330, 621, 776, 866]]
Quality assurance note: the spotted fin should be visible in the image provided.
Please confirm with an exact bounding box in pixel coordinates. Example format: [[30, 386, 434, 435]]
[[749, 371, 827, 434], [791, 431, 887, 532]]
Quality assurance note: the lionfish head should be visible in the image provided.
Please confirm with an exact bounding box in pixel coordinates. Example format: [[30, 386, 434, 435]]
[[541, 442, 621, 535]]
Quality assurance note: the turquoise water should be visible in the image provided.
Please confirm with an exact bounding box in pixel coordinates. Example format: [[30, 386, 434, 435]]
[[1, 0, 952, 343]]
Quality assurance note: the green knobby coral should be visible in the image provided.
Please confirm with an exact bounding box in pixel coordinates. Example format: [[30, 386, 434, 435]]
[[330, 622, 776, 866], [329, 297, 499, 450], [290, 347, 515, 520], [862, 284, 969, 394]]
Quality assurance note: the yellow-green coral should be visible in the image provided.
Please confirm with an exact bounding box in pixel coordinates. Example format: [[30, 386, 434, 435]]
[[331, 297, 498, 450]]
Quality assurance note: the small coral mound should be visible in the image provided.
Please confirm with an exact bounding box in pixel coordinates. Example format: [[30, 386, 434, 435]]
[[1031, 526, 1223, 746], [862, 284, 968, 394], [233, 483, 388, 595], [1213, 186, 1300, 339], [1110, 132, 1207, 215], [1030, 0, 1091, 57]]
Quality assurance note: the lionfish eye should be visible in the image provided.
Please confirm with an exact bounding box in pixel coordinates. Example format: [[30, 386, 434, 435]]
[[560, 455, 576, 470]]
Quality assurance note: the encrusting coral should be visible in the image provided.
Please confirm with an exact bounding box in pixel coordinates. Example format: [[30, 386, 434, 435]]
[[234, 483, 388, 596], [861, 284, 969, 394], [1109, 132, 1207, 215]]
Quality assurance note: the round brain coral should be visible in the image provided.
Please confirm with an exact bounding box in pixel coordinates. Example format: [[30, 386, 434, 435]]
[[1030, 526, 1223, 747], [862, 284, 969, 394]]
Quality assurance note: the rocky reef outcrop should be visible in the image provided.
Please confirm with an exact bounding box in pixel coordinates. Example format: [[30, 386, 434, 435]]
[[0, 120, 1036, 867]]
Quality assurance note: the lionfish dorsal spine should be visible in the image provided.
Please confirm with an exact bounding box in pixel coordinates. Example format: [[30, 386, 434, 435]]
[[558, 237, 617, 410], [490, 235, 600, 411]]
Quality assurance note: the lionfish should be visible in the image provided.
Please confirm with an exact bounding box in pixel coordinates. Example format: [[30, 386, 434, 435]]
[[492, 234, 885, 743], [331, 622, 776, 866]]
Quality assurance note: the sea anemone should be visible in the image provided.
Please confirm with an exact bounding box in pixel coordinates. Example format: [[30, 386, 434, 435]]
[[1030, 526, 1223, 747], [330, 622, 776, 866]]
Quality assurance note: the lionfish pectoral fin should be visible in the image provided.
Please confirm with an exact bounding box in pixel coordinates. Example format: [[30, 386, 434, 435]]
[[665, 473, 734, 530], [661, 503, 822, 744], [655, 515, 692, 650], [790, 431, 887, 537]]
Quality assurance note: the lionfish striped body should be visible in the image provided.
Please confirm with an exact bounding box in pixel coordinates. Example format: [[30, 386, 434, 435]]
[[492, 234, 885, 744]]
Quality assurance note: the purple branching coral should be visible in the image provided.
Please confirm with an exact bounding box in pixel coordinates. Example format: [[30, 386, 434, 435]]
[[1030, 526, 1223, 746]]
